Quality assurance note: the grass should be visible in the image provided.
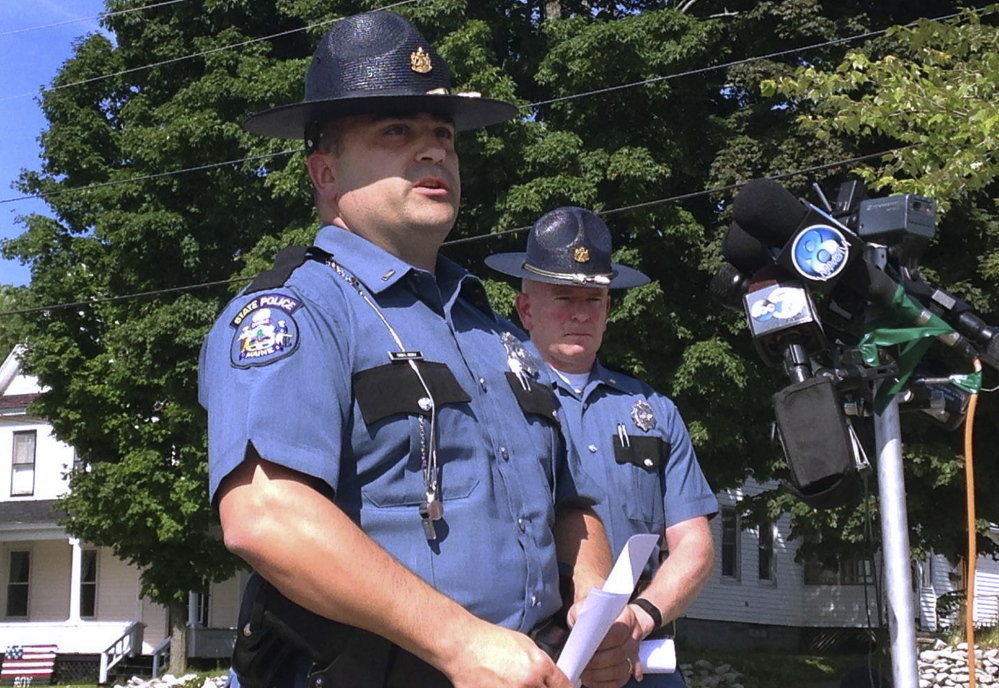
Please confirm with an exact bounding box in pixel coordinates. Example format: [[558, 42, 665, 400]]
[[692, 650, 880, 688]]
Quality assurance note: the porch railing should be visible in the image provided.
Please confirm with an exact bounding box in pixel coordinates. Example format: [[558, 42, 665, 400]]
[[98, 621, 145, 684]]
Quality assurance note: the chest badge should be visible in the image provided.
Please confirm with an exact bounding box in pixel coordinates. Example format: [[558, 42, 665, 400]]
[[631, 399, 657, 432], [501, 331, 539, 391]]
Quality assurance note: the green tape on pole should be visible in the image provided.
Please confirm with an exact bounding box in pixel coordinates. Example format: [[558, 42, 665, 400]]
[[857, 285, 958, 412]]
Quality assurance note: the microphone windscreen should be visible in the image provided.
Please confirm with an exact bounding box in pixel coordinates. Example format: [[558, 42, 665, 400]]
[[723, 223, 775, 276], [733, 178, 808, 248]]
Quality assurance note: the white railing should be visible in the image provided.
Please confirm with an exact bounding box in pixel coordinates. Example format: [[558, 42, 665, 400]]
[[99, 621, 145, 684], [151, 636, 171, 679]]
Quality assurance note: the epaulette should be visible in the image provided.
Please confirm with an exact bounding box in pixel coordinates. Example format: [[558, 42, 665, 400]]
[[245, 246, 311, 294]]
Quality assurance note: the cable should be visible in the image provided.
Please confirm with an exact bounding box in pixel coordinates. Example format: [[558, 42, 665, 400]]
[[0, 145, 914, 316], [0, 0, 189, 38], [0, 149, 300, 204], [0, 0, 423, 105], [964, 358, 980, 688]]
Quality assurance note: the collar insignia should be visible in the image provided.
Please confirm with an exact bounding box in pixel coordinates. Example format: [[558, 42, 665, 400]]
[[410, 47, 432, 74], [501, 331, 539, 390], [573, 246, 590, 263], [631, 400, 656, 432]]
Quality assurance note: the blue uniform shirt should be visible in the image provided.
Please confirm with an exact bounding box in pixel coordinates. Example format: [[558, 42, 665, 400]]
[[550, 360, 718, 572], [550, 360, 716, 688], [199, 224, 600, 633]]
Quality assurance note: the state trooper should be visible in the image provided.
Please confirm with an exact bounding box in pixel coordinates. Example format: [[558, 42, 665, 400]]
[[486, 207, 719, 688], [199, 13, 625, 688]]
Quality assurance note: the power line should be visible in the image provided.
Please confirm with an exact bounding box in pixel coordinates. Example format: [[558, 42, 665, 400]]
[[0, 0, 189, 38], [0, 146, 907, 317], [0, 0, 423, 105], [0, 9, 975, 207]]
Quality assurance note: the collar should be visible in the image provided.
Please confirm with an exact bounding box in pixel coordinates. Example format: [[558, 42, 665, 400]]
[[313, 224, 494, 318]]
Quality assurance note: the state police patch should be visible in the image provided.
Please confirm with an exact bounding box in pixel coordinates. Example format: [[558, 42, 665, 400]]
[[229, 293, 302, 367]]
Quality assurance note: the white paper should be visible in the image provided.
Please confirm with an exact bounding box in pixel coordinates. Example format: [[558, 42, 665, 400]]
[[555, 533, 659, 685], [638, 638, 676, 673]]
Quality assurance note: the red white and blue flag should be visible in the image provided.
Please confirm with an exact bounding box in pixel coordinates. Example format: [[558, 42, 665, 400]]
[[1, 645, 58, 684]]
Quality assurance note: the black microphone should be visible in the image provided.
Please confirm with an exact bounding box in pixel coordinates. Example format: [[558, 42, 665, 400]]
[[733, 178, 867, 294], [742, 264, 826, 382], [708, 222, 778, 311], [733, 179, 985, 361]]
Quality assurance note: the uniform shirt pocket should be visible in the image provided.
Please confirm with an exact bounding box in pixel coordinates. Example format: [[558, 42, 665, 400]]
[[613, 435, 669, 530]]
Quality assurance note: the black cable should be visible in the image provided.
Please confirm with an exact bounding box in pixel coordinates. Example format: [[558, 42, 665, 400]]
[[0, 145, 909, 317]]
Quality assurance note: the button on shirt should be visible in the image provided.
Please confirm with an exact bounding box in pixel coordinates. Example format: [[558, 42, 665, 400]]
[[199, 225, 598, 633], [550, 360, 718, 569]]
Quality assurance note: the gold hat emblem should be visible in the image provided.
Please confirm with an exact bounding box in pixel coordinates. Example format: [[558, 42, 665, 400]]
[[410, 47, 432, 74], [573, 246, 590, 263]]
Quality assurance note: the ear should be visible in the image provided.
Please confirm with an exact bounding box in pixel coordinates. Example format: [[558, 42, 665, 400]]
[[307, 151, 337, 199], [515, 291, 533, 331]]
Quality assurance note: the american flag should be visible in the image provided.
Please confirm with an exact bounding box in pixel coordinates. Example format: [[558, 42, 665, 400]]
[[1, 644, 58, 684]]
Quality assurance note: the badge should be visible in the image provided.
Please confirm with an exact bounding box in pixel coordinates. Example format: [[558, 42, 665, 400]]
[[631, 400, 656, 432], [501, 331, 539, 390], [229, 293, 302, 367], [410, 46, 432, 73], [574, 246, 590, 263]]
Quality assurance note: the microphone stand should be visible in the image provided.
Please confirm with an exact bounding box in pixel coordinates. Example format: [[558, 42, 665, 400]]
[[873, 383, 920, 688]]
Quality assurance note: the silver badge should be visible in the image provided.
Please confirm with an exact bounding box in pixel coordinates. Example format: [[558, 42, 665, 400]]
[[501, 331, 539, 390], [631, 400, 656, 432]]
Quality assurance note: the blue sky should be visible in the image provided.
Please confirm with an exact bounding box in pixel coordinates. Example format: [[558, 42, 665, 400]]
[[1, 0, 108, 287]]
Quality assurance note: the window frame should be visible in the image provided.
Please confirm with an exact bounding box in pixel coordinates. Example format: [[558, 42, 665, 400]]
[[6, 550, 30, 618], [720, 506, 741, 582], [80, 549, 98, 618], [11, 430, 37, 497]]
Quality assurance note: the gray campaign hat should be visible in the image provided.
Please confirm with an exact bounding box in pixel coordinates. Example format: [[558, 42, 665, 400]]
[[242, 11, 518, 140], [485, 206, 650, 289]]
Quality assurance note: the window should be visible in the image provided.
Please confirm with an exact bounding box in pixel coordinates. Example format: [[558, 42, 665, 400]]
[[758, 521, 776, 582], [80, 550, 98, 618], [804, 549, 875, 586], [196, 590, 211, 627], [11, 431, 36, 496], [6, 551, 30, 618], [720, 506, 740, 580]]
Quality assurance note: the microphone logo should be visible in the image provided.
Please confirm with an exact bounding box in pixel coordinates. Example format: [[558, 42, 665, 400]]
[[749, 286, 808, 323], [791, 225, 850, 281]]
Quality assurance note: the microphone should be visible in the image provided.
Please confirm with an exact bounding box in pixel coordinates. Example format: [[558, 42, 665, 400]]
[[708, 223, 777, 311], [733, 178, 867, 294], [733, 179, 985, 362], [742, 264, 826, 382]]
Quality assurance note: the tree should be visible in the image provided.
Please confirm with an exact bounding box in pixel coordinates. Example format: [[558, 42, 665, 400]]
[[4, 1, 999, 668]]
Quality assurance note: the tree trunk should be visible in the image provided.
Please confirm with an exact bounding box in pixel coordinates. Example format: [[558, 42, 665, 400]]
[[168, 598, 189, 676]]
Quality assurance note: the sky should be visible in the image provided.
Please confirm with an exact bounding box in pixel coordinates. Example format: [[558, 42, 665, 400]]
[[1, 0, 109, 287]]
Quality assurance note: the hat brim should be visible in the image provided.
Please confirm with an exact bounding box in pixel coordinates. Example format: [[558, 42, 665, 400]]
[[485, 252, 650, 289], [243, 94, 519, 138]]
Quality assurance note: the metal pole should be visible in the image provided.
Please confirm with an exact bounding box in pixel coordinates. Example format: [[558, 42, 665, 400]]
[[873, 389, 920, 688]]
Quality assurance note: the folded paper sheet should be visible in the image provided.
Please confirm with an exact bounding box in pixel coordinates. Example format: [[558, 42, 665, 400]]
[[555, 533, 661, 685]]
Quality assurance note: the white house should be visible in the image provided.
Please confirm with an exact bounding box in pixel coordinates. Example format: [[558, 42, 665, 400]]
[[682, 480, 999, 651], [0, 348, 245, 679]]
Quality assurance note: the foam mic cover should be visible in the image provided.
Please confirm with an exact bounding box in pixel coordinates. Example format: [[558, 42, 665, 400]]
[[733, 178, 809, 248], [723, 222, 775, 276]]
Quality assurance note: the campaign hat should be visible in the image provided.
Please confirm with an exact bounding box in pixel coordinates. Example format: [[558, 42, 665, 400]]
[[242, 11, 518, 140], [485, 207, 650, 289]]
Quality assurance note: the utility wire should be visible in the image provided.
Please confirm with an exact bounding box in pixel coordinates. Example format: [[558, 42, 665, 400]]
[[0, 0, 423, 105], [0, 8, 977, 206], [0, 0, 189, 38], [0, 146, 906, 317]]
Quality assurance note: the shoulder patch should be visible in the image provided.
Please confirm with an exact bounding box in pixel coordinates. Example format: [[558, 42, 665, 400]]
[[229, 293, 302, 367]]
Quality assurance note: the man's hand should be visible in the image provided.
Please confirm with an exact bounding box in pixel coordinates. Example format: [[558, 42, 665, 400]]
[[577, 605, 642, 688], [443, 623, 573, 688]]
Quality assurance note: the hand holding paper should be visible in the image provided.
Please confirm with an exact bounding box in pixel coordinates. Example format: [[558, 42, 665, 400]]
[[555, 533, 659, 685]]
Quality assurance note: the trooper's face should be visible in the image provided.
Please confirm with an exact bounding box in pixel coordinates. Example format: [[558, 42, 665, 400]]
[[309, 112, 459, 270], [516, 280, 610, 374]]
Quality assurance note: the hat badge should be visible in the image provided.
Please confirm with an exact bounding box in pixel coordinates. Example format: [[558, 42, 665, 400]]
[[573, 246, 590, 263], [410, 46, 433, 73]]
